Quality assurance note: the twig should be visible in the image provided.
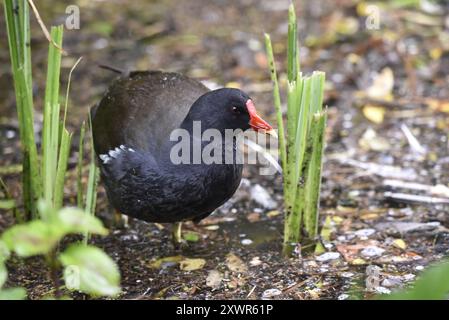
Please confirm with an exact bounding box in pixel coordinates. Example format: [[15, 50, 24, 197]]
[[27, 0, 67, 55], [384, 191, 449, 205], [333, 157, 418, 180], [400, 124, 426, 155], [246, 285, 257, 298], [383, 179, 449, 198], [282, 276, 318, 294]]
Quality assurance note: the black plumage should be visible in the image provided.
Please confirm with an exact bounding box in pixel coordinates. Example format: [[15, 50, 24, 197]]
[[92, 70, 273, 224]]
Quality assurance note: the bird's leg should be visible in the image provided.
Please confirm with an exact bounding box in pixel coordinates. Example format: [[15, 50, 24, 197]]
[[172, 222, 187, 249], [172, 222, 182, 244], [113, 210, 129, 229]]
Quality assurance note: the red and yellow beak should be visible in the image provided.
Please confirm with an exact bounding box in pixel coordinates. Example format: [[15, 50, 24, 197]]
[[246, 99, 277, 138]]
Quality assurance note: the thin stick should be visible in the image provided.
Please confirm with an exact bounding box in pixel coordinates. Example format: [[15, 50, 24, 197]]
[[63, 56, 83, 126], [27, 0, 67, 55]]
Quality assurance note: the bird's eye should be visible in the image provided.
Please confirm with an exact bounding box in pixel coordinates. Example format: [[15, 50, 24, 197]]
[[232, 106, 240, 114]]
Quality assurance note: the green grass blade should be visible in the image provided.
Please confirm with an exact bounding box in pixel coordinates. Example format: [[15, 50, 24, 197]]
[[84, 115, 99, 244], [4, 0, 41, 218], [303, 111, 327, 238], [53, 129, 72, 210], [77, 121, 86, 208], [63, 57, 83, 127], [264, 33, 287, 173], [287, 3, 299, 82], [42, 26, 63, 210], [293, 76, 311, 185]]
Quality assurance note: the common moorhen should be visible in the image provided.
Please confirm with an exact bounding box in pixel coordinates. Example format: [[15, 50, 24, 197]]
[[92, 70, 275, 246]]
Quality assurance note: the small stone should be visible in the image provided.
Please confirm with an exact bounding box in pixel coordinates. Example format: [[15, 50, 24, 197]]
[[241, 239, 253, 246], [381, 277, 402, 288], [415, 265, 424, 271], [262, 288, 282, 299], [361, 246, 385, 257], [338, 294, 350, 300], [249, 256, 262, 267], [120, 234, 139, 241], [375, 286, 391, 294], [319, 266, 329, 273], [316, 252, 341, 262], [354, 228, 376, 238], [341, 272, 354, 278], [206, 270, 223, 289], [402, 274, 415, 282]]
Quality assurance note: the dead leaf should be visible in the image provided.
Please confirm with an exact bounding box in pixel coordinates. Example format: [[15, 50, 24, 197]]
[[226, 253, 248, 273], [206, 270, 223, 288], [150, 255, 183, 269], [426, 98, 449, 113], [392, 239, 407, 250], [266, 210, 280, 218], [179, 258, 206, 271], [363, 105, 386, 124], [336, 240, 379, 262], [360, 212, 380, 220], [351, 258, 367, 265], [366, 67, 394, 100], [246, 212, 260, 223], [249, 256, 262, 267], [359, 128, 390, 151]]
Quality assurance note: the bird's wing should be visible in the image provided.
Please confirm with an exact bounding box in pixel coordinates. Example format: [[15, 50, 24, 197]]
[[92, 71, 209, 156]]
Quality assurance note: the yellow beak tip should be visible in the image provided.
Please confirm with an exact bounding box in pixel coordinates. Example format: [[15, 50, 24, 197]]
[[266, 129, 278, 139]]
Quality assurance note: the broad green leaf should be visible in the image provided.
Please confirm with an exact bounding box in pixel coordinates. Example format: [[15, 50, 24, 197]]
[[59, 244, 120, 297], [37, 199, 57, 222], [380, 260, 449, 300], [0, 199, 15, 210], [0, 263, 7, 288], [56, 207, 108, 236], [183, 232, 200, 242], [0, 287, 27, 300], [179, 258, 206, 271], [1, 221, 61, 257], [0, 241, 10, 263]]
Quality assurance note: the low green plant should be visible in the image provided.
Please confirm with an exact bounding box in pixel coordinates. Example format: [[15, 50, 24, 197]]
[[2, 0, 117, 299], [378, 260, 449, 300], [4, 0, 41, 219], [265, 3, 327, 256], [0, 203, 120, 299]]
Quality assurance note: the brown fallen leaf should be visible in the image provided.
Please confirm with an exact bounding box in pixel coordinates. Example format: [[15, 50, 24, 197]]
[[179, 258, 206, 271], [206, 270, 223, 289], [426, 98, 449, 113], [226, 253, 248, 273], [366, 67, 394, 100], [336, 240, 379, 262], [149, 255, 183, 269], [246, 212, 261, 223], [266, 210, 280, 218], [363, 105, 386, 124]]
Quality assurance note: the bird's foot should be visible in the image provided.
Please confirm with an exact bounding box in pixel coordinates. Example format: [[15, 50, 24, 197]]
[[113, 210, 129, 229]]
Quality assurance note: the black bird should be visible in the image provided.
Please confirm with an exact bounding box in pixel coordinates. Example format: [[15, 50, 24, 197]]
[[92, 70, 275, 246]]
